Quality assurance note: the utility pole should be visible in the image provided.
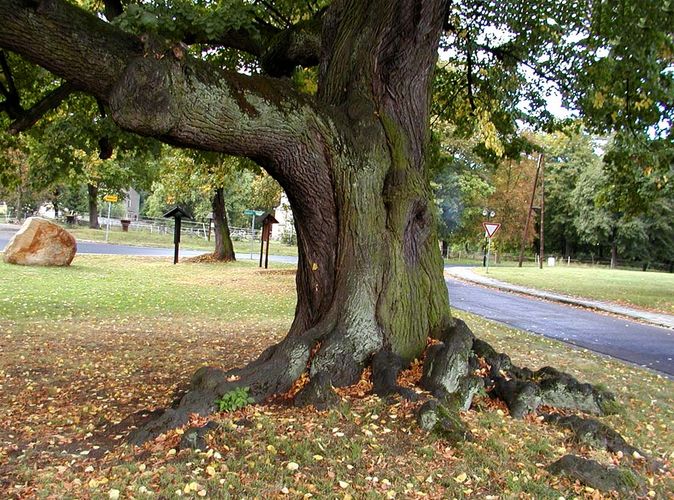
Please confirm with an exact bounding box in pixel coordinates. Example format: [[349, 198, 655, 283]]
[[518, 153, 543, 267], [539, 156, 545, 270]]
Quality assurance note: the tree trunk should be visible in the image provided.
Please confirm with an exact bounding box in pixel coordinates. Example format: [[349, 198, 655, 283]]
[[610, 240, 618, 269], [52, 190, 59, 219], [123, 1, 453, 442], [610, 224, 618, 269], [87, 183, 100, 229], [211, 187, 235, 261]]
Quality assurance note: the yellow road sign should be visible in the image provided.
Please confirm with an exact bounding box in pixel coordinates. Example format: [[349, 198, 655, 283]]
[[103, 194, 118, 203]]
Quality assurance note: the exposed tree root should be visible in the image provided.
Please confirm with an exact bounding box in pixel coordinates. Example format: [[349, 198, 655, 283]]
[[542, 413, 663, 472], [129, 315, 335, 444], [547, 455, 645, 495], [130, 316, 650, 495]]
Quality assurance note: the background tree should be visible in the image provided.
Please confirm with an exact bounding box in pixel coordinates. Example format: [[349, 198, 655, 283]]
[[144, 148, 281, 261]]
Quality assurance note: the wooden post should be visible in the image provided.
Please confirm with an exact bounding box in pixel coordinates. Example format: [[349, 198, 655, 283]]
[[174, 216, 181, 265], [539, 156, 545, 270], [162, 206, 191, 265], [518, 153, 543, 268], [259, 231, 265, 267], [258, 214, 278, 269]]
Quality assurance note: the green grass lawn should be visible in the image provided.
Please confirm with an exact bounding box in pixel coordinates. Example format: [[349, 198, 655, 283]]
[[473, 265, 674, 314], [0, 256, 671, 498], [65, 225, 299, 256]]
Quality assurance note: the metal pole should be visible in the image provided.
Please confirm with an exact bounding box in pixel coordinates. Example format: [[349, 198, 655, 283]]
[[249, 214, 255, 260], [486, 236, 492, 274], [518, 153, 543, 267], [105, 201, 111, 243]]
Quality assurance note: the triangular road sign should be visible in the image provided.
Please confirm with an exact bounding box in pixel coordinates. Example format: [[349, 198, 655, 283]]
[[483, 222, 501, 238]]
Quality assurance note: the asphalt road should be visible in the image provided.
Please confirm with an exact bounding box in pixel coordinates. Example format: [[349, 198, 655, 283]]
[[2, 227, 672, 375], [0, 230, 296, 263], [446, 277, 674, 376]]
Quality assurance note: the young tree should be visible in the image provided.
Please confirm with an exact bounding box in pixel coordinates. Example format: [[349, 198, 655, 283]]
[[1, 0, 670, 443], [145, 148, 244, 261]]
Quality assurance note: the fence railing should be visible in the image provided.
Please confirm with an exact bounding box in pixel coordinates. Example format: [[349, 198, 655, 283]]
[[445, 251, 673, 272], [84, 215, 261, 241]]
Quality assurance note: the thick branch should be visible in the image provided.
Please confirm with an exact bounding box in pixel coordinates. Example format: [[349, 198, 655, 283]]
[[0, 50, 22, 118], [0, 0, 328, 174], [180, 13, 324, 77], [102, 0, 124, 21], [0, 0, 142, 101], [8, 81, 74, 134]]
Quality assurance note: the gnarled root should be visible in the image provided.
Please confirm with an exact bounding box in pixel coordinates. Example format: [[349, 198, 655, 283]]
[[129, 316, 620, 451], [128, 320, 328, 445]]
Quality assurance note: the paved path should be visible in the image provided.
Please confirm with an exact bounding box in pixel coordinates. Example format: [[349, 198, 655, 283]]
[[446, 266, 674, 329], [446, 276, 674, 376]]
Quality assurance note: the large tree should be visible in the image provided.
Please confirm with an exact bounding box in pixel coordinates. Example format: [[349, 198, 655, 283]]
[[1, 0, 669, 443]]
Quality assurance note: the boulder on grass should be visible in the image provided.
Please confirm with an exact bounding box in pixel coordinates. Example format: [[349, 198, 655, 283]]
[[2, 217, 77, 266]]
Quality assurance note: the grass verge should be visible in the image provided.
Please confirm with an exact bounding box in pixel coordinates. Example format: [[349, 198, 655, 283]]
[[0, 256, 671, 498], [473, 265, 674, 314]]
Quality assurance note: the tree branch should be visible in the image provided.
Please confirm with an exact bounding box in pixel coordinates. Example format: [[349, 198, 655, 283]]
[[0, 0, 142, 102], [8, 81, 74, 134], [255, 0, 292, 28], [466, 38, 476, 112], [0, 49, 23, 118], [475, 42, 572, 95], [0, 50, 18, 97], [0, 0, 333, 185], [179, 11, 324, 77]]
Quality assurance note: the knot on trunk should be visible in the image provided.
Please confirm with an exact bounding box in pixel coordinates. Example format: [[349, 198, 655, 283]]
[[110, 55, 182, 136], [403, 199, 432, 265]]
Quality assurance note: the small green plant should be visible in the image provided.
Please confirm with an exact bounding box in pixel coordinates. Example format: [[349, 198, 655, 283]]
[[216, 387, 255, 412]]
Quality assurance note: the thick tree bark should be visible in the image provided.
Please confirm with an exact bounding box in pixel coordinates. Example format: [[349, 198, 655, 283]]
[[87, 183, 100, 229], [211, 187, 235, 261]]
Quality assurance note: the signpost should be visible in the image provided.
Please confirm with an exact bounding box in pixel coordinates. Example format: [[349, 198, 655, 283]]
[[163, 206, 191, 264], [482, 222, 501, 274], [103, 194, 118, 243], [259, 213, 278, 269], [243, 209, 264, 259]]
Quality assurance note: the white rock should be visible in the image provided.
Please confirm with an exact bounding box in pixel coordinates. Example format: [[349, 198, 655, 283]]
[[2, 217, 77, 266]]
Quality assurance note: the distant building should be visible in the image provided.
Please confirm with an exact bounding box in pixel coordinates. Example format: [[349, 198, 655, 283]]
[[124, 187, 141, 220], [37, 204, 57, 219], [271, 192, 296, 242]]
